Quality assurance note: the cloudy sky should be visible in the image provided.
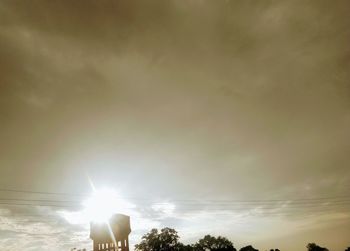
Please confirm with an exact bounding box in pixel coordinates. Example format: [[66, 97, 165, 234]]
[[0, 0, 350, 250]]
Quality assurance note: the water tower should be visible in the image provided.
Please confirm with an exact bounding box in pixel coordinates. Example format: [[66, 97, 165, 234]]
[[90, 214, 131, 251]]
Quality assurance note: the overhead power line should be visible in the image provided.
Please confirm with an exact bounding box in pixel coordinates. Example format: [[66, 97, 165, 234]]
[[1, 197, 350, 207], [0, 188, 87, 197], [0, 187, 349, 203], [0, 202, 79, 208], [0, 199, 349, 212]]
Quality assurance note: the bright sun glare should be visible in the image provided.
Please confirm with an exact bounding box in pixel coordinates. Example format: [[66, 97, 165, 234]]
[[60, 187, 136, 225], [83, 188, 119, 223]]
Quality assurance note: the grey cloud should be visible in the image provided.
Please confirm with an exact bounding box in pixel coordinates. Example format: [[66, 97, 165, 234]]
[[0, 0, 349, 201]]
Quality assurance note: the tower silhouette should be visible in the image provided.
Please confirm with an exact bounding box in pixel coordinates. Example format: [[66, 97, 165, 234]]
[[90, 214, 131, 251]]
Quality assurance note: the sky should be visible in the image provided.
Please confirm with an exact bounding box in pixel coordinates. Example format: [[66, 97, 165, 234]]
[[0, 0, 350, 250]]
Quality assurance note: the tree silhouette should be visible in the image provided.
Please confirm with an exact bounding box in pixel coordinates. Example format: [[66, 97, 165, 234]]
[[307, 243, 329, 251], [178, 243, 195, 251], [239, 245, 259, 251], [194, 235, 236, 251], [135, 228, 182, 251]]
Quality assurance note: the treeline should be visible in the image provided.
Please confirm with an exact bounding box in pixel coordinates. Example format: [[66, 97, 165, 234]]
[[135, 227, 349, 251]]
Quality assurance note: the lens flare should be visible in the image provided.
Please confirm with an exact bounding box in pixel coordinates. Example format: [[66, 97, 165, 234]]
[[83, 188, 133, 223]]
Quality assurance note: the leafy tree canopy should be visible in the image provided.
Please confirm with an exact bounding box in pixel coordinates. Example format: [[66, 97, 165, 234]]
[[307, 243, 329, 251], [239, 245, 259, 251], [194, 235, 236, 251], [135, 228, 181, 251]]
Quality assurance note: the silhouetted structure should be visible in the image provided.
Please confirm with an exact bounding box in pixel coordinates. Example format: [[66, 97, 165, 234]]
[[90, 214, 131, 251]]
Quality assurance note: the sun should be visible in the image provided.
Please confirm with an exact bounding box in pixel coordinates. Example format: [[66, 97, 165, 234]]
[[60, 187, 136, 225], [83, 188, 127, 223]]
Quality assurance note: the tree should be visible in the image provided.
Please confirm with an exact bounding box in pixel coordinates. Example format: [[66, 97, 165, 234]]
[[307, 243, 328, 251], [239, 245, 259, 251], [178, 243, 194, 251], [135, 228, 182, 251], [194, 235, 236, 251]]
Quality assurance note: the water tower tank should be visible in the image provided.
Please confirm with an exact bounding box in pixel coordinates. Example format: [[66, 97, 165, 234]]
[[90, 214, 131, 251]]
